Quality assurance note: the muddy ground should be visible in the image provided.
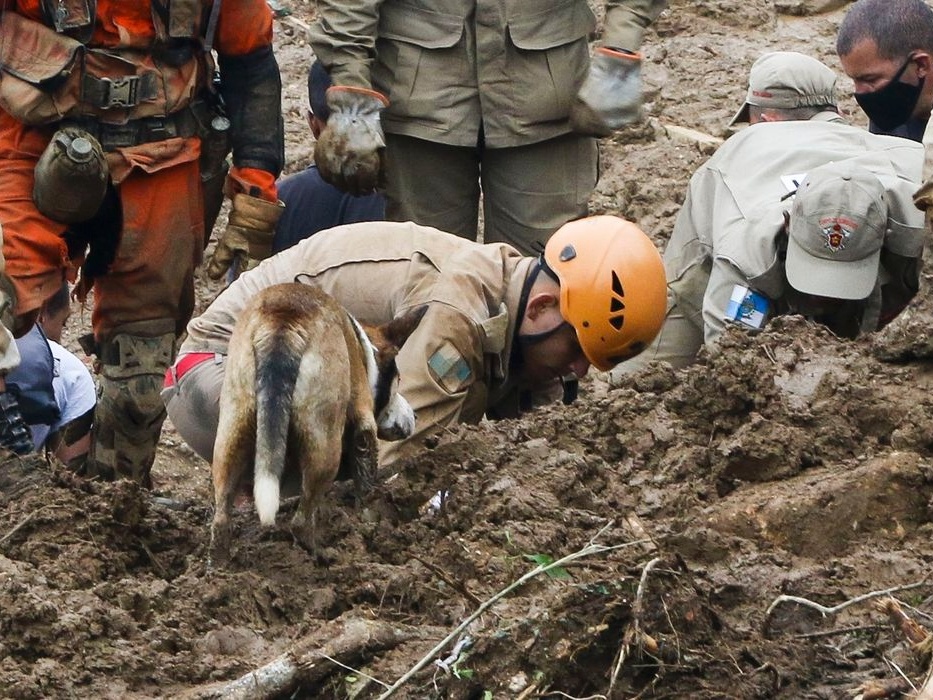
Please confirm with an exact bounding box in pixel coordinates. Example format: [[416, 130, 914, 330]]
[[2, 1, 933, 698]]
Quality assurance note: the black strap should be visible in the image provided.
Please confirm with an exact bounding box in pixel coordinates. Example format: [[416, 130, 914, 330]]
[[81, 72, 160, 110]]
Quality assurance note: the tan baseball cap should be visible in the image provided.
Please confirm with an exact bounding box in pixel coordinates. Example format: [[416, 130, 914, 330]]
[[785, 161, 888, 300], [730, 51, 838, 126]]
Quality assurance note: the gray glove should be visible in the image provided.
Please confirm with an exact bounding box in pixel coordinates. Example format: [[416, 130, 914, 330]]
[[570, 48, 644, 137], [314, 86, 389, 196]]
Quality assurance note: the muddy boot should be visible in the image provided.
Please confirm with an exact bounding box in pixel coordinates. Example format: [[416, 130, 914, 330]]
[[0, 391, 34, 455], [89, 325, 176, 488]]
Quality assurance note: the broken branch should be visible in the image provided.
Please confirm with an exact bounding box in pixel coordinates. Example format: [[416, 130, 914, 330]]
[[180, 615, 431, 700], [763, 576, 931, 635]]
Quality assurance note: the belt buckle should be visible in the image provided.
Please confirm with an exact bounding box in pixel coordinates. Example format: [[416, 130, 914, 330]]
[[145, 118, 171, 141], [102, 76, 139, 109]]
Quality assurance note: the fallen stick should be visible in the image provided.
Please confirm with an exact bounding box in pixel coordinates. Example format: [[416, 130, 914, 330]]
[[877, 596, 933, 700], [763, 576, 932, 635], [0, 509, 39, 547], [180, 615, 433, 700], [376, 530, 654, 700]]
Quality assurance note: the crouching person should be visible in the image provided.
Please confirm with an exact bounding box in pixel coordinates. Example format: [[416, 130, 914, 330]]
[[164, 217, 668, 468], [6, 282, 95, 468], [612, 52, 925, 378]]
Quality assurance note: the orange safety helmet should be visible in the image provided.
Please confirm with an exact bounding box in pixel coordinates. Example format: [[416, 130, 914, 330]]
[[543, 215, 667, 371]]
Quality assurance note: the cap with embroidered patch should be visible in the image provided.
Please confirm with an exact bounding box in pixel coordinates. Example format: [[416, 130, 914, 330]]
[[730, 51, 838, 126], [785, 160, 887, 300]]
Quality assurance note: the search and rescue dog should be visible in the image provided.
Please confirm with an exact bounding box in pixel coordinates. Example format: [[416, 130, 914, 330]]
[[209, 282, 426, 564]]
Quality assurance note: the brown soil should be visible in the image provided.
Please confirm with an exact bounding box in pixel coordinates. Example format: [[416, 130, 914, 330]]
[[2, 2, 932, 699]]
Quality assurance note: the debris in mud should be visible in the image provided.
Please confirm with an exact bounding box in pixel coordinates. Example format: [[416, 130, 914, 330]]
[[2, 1, 932, 698]]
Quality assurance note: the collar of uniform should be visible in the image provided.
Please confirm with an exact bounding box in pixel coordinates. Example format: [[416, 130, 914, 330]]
[[490, 255, 537, 382], [479, 303, 509, 354], [811, 110, 847, 124]]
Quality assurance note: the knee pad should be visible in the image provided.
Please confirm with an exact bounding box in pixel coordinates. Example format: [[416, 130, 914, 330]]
[[91, 330, 177, 486]]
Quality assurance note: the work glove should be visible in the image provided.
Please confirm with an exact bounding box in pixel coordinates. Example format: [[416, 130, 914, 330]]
[[570, 48, 644, 138], [314, 86, 389, 196], [206, 193, 285, 280]]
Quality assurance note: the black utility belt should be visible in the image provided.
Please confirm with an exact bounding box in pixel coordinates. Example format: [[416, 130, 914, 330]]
[[63, 101, 213, 151]]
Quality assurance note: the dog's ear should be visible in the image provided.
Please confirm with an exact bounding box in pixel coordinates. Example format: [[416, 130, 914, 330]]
[[383, 305, 428, 348]]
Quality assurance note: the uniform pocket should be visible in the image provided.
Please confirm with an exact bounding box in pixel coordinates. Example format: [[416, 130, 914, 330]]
[[0, 13, 83, 124], [375, 3, 468, 129], [378, 3, 463, 48], [507, 1, 595, 50]]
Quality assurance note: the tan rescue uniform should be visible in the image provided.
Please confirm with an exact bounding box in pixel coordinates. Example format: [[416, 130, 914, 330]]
[[309, 0, 666, 253], [170, 221, 536, 465], [614, 117, 926, 375]]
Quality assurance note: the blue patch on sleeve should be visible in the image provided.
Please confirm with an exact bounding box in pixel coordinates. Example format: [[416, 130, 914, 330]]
[[428, 344, 472, 393]]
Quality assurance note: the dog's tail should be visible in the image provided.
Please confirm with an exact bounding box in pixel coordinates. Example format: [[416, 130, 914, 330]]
[[253, 328, 303, 526]]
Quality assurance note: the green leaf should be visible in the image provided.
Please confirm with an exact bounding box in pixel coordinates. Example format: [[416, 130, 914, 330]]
[[524, 553, 571, 580]]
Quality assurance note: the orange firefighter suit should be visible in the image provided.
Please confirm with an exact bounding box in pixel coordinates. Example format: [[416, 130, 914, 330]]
[[0, 0, 284, 484]]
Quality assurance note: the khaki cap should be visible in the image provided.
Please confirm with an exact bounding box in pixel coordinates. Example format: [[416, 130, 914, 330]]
[[730, 51, 838, 126], [785, 161, 887, 300]]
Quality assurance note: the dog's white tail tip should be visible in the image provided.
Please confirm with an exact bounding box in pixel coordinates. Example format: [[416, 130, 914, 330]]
[[254, 473, 281, 526]]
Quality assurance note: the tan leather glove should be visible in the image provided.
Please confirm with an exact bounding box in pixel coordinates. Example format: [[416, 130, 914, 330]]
[[206, 193, 284, 280], [314, 86, 389, 196], [570, 48, 644, 138]]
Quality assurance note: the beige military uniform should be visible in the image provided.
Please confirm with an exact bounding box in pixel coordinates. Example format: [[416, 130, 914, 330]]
[[309, 0, 667, 254], [614, 116, 926, 375], [166, 221, 536, 465]]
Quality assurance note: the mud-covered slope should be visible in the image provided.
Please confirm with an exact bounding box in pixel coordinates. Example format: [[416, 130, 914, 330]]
[[1, 318, 931, 699], [2, 0, 931, 698]]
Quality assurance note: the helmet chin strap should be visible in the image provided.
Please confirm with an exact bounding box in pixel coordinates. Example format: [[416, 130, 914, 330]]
[[517, 320, 571, 347], [515, 256, 567, 345]]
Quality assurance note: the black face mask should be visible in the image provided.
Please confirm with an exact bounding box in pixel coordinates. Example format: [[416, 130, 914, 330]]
[[854, 54, 925, 131]]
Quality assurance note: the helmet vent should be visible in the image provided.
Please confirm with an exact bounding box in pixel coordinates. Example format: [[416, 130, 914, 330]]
[[611, 271, 624, 297], [609, 271, 626, 331], [559, 244, 577, 262]]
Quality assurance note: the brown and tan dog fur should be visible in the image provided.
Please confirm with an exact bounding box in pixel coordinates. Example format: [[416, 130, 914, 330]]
[[209, 282, 425, 564]]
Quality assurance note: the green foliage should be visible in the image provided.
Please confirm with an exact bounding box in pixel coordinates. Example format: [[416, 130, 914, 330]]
[[523, 553, 572, 581]]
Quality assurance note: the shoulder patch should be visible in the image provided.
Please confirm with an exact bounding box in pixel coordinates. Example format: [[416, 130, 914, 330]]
[[428, 342, 473, 394]]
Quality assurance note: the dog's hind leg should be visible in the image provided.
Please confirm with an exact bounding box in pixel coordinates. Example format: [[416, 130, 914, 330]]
[[290, 421, 344, 557], [210, 397, 256, 567]]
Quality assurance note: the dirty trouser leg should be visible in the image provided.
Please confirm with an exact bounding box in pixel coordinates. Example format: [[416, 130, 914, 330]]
[[91, 322, 177, 487], [162, 357, 226, 464], [88, 155, 203, 486], [481, 133, 598, 255], [383, 133, 481, 242]]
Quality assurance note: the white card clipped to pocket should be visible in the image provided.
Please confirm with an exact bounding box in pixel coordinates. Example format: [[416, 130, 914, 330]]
[[725, 284, 770, 330]]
